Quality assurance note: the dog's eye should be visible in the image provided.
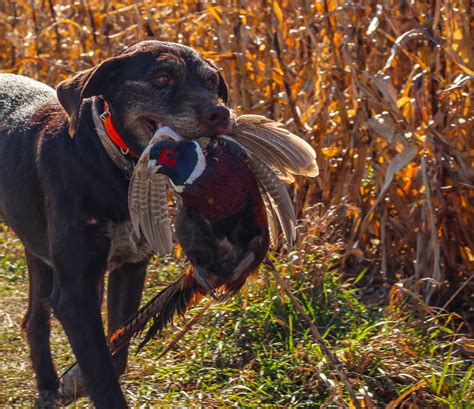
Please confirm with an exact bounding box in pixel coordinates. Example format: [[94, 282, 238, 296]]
[[154, 74, 172, 87]]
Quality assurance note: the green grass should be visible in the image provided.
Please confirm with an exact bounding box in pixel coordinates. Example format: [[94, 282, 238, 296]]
[[0, 224, 472, 407]]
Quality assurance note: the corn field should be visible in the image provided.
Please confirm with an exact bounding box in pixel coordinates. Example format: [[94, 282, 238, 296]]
[[0, 0, 472, 312]]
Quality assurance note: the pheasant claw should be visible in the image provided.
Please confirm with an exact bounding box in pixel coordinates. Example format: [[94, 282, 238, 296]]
[[231, 252, 255, 282], [194, 266, 219, 300]]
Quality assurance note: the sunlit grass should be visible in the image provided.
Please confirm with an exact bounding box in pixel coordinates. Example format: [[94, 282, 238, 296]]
[[1, 225, 471, 407]]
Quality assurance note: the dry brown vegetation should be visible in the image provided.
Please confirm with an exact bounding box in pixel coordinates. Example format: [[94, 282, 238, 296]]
[[1, 0, 472, 309]]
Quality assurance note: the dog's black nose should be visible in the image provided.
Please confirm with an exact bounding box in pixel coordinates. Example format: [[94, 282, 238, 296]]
[[202, 105, 230, 129]]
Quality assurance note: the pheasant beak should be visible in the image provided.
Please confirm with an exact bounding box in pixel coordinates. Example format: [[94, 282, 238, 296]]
[[146, 160, 161, 177]]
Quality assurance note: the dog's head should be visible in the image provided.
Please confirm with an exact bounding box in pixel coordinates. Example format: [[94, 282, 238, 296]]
[[57, 41, 230, 153]]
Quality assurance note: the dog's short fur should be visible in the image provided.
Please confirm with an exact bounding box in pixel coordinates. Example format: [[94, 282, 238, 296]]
[[0, 41, 230, 408]]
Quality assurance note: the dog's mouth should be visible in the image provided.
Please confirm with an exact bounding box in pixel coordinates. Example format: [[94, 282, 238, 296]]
[[138, 113, 235, 140], [138, 116, 195, 139], [139, 117, 160, 137]]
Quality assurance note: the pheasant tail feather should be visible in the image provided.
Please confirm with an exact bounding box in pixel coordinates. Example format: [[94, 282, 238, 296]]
[[108, 273, 200, 354]]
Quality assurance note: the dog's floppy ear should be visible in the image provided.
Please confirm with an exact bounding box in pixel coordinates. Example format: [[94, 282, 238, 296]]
[[217, 70, 229, 104], [57, 56, 129, 137], [206, 59, 229, 104]]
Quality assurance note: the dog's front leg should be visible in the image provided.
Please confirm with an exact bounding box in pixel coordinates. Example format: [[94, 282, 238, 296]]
[[50, 224, 128, 409], [58, 262, 148, 405], [107, 261, 148, 376]]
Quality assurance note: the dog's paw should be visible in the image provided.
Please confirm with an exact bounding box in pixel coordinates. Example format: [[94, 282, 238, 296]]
[[58, 365, 87, 405], [33, 389, 60, 408]]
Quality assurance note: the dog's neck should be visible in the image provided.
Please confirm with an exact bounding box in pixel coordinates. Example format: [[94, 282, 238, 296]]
[[91, 97, 135, 178]]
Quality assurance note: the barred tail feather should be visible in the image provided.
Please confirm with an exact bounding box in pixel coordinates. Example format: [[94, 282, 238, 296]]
[[137, 275, 200, 352], [108, 274, 200, 354]]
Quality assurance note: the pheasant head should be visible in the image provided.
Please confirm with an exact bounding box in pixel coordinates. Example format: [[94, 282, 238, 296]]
[[147, 140, 206, 193]]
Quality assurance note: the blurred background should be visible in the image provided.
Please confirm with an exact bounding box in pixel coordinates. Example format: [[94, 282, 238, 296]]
[[0, 1, 472, 407]]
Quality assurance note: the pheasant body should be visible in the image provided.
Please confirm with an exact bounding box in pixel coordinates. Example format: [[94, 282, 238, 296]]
[[111, 137, 271, 351], [177, 139, 269, 293], [180, 139, 266, 225]]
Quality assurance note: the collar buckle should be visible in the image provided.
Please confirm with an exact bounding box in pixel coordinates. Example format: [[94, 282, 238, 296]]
[[99, 109, 110, 122], [100, 100, 137, 158], [92, 99, 135, 178]]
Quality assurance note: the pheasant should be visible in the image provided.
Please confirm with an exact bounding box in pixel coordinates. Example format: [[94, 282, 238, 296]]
[[151, 137, 270, 298], [107, 116, 318, 352]]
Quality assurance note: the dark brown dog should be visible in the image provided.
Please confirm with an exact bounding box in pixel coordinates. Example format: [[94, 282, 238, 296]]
[[0, 40, 230, 408]]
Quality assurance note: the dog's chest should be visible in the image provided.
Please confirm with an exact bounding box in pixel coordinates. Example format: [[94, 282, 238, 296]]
[[106, 221, 153, 270]]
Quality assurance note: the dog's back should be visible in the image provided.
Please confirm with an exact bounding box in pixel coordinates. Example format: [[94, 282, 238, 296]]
[[0, 74, 57, 249], [0, 74, 56, 130]]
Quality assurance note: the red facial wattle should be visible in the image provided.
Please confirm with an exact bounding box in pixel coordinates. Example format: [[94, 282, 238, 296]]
[[158, 148, 177, 167]]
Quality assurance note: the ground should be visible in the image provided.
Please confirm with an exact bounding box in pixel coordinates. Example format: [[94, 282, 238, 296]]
[[0, 224, 472, 408]]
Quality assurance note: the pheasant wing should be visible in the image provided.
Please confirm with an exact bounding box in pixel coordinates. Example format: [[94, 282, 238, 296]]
[[219, 135, 296, 245], [128, 163, 147, 238], [262, 192, 279, 247], [245, 152, 297, 245], [128, 127, 183, 255], [231, 115, 319, 182], [150, 173, 173, 253]]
